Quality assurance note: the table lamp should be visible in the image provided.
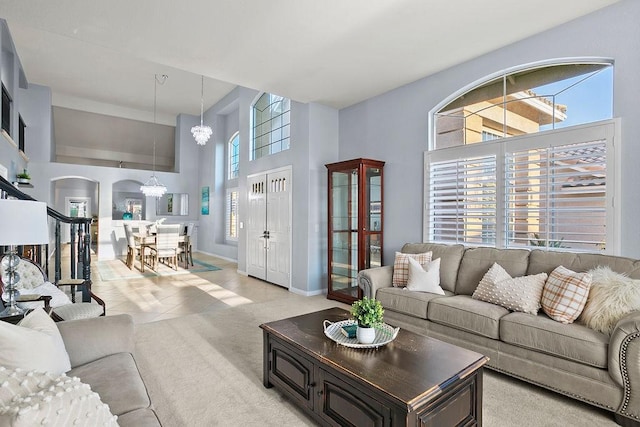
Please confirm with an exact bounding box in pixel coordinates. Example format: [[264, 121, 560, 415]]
[[0, 199, 49, 317]]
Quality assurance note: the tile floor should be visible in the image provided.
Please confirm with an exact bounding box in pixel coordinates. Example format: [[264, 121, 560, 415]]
[[90, 252, 340, 324]]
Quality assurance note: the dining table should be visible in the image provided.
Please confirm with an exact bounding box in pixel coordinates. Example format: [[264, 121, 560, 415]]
[[133, 233, 188, 272]]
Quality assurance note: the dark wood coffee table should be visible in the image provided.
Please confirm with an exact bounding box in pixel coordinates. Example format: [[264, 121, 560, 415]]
[[260, 307, 489, 426]]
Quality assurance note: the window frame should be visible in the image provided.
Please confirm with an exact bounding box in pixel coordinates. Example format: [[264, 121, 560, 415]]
[[250, 92, 291, 160], [424, 119, 620, 255], [428, 58, 614, 150], [228, 131, 239, 180], [18, 114, 25, 153], [225, 187, 239, 242], [1, 83, 11, 136]]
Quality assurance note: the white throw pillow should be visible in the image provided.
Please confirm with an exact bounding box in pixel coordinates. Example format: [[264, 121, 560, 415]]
[[0, 309, 71, 374], [472, 263, 548, 314], [18, 281, 72, 310], [579, 266, 640, 335], [0, 367, 118, 426], [406, 257, 445, 295]]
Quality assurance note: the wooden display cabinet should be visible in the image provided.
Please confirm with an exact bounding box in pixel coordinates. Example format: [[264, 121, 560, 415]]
[[326, 158, 384, 303]]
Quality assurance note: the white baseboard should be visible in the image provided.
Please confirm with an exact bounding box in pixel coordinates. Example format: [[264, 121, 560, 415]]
[[289, 287, 327, 297], [194, 250, 237, 263]]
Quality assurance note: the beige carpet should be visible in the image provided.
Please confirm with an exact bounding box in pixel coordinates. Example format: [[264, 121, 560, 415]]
[[134, 297, 618, 426]]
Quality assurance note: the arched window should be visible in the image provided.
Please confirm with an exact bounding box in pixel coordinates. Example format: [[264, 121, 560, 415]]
[[251, 93, 290, 160], [228, 132, 239, 180], [426, 60, 618, 254]]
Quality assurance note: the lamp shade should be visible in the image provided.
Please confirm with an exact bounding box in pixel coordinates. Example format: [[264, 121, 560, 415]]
[[0, 200, 49, 245]]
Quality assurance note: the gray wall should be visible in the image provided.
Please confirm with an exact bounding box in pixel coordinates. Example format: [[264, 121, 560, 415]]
[[339, 0, 640, 262]]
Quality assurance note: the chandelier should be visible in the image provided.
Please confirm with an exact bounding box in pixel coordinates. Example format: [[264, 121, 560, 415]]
[[191, 75, 212, 145], [141, 74, 168, 198]]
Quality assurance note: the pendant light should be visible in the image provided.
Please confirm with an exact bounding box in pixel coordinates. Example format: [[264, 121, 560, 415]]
[[191, 75, 212, 145], [141, 74, 169, 197]]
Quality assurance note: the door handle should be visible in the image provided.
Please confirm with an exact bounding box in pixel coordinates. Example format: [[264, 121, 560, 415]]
[[262, 230, 270, 239]]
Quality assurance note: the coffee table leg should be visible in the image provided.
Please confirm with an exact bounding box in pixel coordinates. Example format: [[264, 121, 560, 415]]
[[263, 330, 273, 388]]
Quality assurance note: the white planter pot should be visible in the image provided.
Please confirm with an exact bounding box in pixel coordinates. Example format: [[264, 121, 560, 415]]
[[356, 326, 376, 344]]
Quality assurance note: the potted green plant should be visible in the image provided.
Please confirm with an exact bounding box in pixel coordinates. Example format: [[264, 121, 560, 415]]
[[16, 169, 30, 184], [351, 296, 384, 344]]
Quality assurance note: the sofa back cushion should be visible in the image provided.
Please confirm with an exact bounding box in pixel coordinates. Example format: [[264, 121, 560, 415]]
[[456, 247, 530, 295], [527, 250, 640, 279], [401, 243, 464, 293]]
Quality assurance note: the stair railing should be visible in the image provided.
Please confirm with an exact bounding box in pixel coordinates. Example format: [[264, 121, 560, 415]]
[[0, 176, 93, 302]]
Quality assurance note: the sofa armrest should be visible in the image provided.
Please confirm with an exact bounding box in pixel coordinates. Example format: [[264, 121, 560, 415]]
[[609, 310, 640, 420], [357, 266, 393, 299], [57, 314, 135, 368]]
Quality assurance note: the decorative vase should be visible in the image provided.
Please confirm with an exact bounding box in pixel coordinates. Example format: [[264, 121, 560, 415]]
[[356, 326, 376, 344]]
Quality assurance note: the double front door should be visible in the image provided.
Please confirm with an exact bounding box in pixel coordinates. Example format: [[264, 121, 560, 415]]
[[247, 168, 291, 288]]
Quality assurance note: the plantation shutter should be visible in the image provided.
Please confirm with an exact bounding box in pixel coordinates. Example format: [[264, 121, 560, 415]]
[[226, 189, 238, 241], [427, 155, 497, 245], [505, 139, 607, 251]]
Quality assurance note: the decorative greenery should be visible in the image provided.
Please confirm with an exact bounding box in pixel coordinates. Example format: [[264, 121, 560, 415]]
[[529, 233, 567, 248], [351, 296, 384, 328], [16, 169, 30, 180]]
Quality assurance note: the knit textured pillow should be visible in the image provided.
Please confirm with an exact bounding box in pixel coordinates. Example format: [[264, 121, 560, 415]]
[[0, 367, 118, 427], [392, 251, 432, 287], [541, 266, 592, 324], [472, 263, 548, 314]]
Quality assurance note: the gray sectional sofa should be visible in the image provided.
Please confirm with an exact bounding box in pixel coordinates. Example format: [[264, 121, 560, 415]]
[[57, 314, 160, 427], [357, 243, 640, 426]]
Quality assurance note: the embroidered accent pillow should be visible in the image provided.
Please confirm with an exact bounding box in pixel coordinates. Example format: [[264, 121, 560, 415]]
[[541, 266, 592, 324], [406, 257, 445, 295], [472, 263, 548, 314], [392, 251, 432, 287]]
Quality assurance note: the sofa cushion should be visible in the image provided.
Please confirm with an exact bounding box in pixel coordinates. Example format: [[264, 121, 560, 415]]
[[541, 266, 592, 324], [377, 287, 452, 319], [68, 352, 150, 416], [428, 295, 509, 339], [456, 247, 530, 295], [117, 408, 161, 427], [527, 249, 640, 279], [392, 251, 432, 287], [401, 243, 465, 293], [500, 312, 609, 368]]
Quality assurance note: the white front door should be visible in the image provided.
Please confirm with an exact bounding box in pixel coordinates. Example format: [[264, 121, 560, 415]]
[[246, 168, 291, 288]]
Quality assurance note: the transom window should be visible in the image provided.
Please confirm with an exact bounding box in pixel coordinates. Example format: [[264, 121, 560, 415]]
[[433, 62, 613, 149], [251, 93, 290, 160], [427, 61, 617, 254], [228, 132, 239, 180]]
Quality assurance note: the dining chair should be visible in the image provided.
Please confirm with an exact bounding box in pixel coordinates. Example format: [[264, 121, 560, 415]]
[[150, 224, 181, 270], [178, 223, 195, 268], [123, 223, 140, 269]]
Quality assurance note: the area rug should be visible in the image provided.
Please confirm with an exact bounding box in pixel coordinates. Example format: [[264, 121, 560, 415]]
[[133, 299, 618, 426], [96, 258, 220, 282]]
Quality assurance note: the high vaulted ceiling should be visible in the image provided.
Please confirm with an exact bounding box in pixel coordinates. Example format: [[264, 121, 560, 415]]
[[0, 0, 620, 123]]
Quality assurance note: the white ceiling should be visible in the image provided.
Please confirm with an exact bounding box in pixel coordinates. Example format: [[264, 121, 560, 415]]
[[0, 0, 620, 123]]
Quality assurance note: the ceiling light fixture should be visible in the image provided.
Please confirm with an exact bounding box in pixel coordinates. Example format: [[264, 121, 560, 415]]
[[191, 75, 212, 145], [141, 73, 169, 198]]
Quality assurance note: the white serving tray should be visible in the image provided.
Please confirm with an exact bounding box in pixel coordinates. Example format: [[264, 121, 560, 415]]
[[323, 319, 399, 349]]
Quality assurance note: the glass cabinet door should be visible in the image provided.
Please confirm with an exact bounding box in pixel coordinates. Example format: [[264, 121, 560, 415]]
[[326, 159, 384, 304], [329, 168, 359, 301]]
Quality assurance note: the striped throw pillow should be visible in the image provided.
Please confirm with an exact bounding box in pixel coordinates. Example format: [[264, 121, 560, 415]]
[[392, 251, 432, 287], [541, 266, 592, 323]]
